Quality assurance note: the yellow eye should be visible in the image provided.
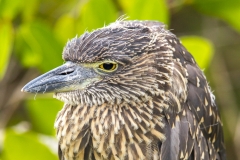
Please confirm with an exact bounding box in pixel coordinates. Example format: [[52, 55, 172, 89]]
[[99, 62, 117, 71]]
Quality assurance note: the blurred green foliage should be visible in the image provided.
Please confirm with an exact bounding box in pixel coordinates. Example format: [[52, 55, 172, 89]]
[[25, 98, 63, 135], [1, 0, 240, 159], [3, 129, 57, 160], [180, 36, 214, 69], [0, 21, 13, 79], [16, 21, 63, 72], [193, 0, 240, 31], [119, 0, 169, 24]]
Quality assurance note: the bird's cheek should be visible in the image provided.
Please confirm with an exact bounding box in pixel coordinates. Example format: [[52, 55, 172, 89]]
[[65, 77, 102, 92]]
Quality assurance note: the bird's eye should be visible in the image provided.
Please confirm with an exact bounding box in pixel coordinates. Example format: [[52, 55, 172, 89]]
[[99, 62, 117, 72]]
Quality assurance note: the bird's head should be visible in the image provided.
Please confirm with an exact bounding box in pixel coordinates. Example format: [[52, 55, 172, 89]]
[[22, 20, 176, 106]]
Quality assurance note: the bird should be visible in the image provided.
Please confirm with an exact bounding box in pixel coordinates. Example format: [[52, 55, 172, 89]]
[[22, 20, 226, 160]]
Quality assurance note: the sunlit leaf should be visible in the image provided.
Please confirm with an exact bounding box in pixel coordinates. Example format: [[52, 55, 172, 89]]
[[2, 129, 58, 160], [16, 21, 63, 72], [54, 14, 77, 44], [20, 48, 42, 67], [0, 21, 13, 80], [180, 36, 214, 69], [77, 0, 118, 34], [25, 96, 63, 135], [193, 0, 240, 32], [0, 0, 24, 20], [119, 0, 169, 25], [21, 0, 38, 21]]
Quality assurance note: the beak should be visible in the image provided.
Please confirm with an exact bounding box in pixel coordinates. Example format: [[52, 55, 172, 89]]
[[21, 62, 99, 93]]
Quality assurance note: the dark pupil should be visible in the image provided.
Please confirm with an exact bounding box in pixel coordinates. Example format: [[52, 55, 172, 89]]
[[103, 63, 114, 70]]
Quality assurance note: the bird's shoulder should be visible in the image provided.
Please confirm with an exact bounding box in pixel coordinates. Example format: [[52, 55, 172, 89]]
[[159, 36, 226, 159]]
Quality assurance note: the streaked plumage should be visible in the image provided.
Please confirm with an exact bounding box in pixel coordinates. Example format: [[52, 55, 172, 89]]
[[22, 20, 226, 160]]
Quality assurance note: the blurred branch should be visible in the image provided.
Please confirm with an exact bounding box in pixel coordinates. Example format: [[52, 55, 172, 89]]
[[210, 53, 239, 159], [0, 57, 39, 129]]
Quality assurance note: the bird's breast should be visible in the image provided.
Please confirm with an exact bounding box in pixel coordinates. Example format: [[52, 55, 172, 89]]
[[55, 99, 167, 160]]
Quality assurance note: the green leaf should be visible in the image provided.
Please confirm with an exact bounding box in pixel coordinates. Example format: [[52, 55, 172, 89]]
[[119, 0, 169, 25], [180, 36, 214, 69], [25, 96, 63, 135], [193, 0, 240, 32], [77, 0, 118, 34], [0, 21, 13, 80], [0, 0, 24, 20], [2, 129, 58, 160], [54, 14, 77, 44], [16, 21, 63, 72], [21, 0, 39, 22]]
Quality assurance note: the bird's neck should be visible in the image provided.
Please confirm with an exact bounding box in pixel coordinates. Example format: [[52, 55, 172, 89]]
[[55, 98, 166, 159]]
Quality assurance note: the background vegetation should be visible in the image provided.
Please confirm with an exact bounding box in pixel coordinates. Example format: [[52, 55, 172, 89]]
[[0, 0, 240, 159]]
